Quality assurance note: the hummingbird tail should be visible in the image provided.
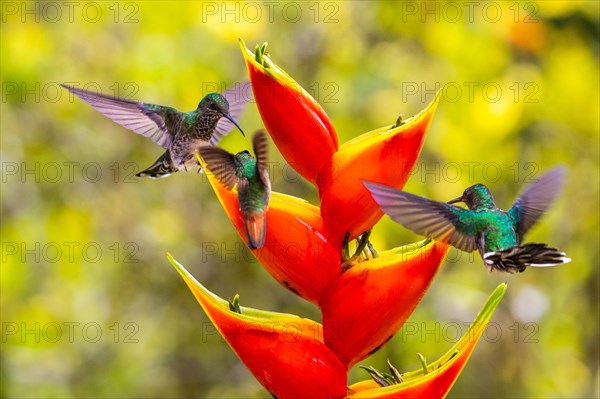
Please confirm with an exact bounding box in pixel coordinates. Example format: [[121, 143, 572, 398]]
[[483, 243, 571, 273], [136, 151, 178, 179], [244, 212, 267, 250]]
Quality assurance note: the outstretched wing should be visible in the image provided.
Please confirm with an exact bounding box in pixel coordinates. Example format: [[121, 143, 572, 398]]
[[508, 166, 566, 241], [62, 84, 178, 148], [197, 147, 238, 190], [210, 81, 253, 146], [364, 181, 479, 252], [252, 130, 271, 191]]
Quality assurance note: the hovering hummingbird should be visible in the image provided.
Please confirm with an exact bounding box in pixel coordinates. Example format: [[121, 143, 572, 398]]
[[199, 130, 271, 250], [364, 167, 571, 273], [61, 82, 251, 178]]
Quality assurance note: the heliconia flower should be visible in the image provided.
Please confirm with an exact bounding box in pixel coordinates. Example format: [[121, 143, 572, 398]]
[[346, 283, 507, 398], [159, 39, 517, 398], [319, 93, 440, 242], [197, 154, 341, 305], [320, 240, 449, 369], [240, 39, 338, 185], [167, 254, 348, 399]]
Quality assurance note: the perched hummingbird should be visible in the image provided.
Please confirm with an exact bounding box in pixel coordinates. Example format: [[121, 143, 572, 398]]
[[199, 130, 271, 250], [364, 167, 571, 273], [61, 82, 250, 178]]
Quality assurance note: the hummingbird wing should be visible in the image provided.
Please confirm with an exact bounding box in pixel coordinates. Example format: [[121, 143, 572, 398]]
[[508, 166, 566, 241], [210, 81, 253, 146], [364, 181, 479, 252], [252, 130, 271, 194], [62, 84, 178, 149], [197, 146, 238, 190]]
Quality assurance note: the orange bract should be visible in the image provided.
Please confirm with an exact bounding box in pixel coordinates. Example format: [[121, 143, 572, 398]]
[[321, 241, 449, 368], [168, 254, 348, 398], [319, 94, 440, 242], [199, 153, 341, 305], [347, 284, 507, 398]]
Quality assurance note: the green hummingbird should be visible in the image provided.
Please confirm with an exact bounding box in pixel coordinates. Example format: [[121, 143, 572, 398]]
[[61, 82, 250, 178], [199, 130, 271, 250], [364, 167, 571, 273]]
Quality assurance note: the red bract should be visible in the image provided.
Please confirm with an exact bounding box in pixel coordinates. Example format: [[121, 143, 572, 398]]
[[168, 254, 348, 399], [319, 97, 440, 241], [240, 39, 338, 185], [347, 284, 507, 398], [321, 241, 449, 368]]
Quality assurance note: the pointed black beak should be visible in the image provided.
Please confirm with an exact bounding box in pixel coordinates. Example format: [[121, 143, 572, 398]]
[[223, 113, 245, 136], [447, 196, 463, 204]]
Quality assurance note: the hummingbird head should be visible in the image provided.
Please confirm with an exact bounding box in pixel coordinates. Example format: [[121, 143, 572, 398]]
[[234, 150, 256, 177], [448, 184, 496, 210], [198, 93, 245, 136], [198, 93, 230, 114], [234, 150, 253, 161]]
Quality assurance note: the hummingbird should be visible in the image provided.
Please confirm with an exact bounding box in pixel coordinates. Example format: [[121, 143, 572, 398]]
[[364, 167, 571, 273], [198, 130, 271, 250], [61, 81, 251, 178]]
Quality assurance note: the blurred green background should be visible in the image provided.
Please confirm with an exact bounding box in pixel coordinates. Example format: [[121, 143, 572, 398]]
[[1, 1, 598, 398]]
